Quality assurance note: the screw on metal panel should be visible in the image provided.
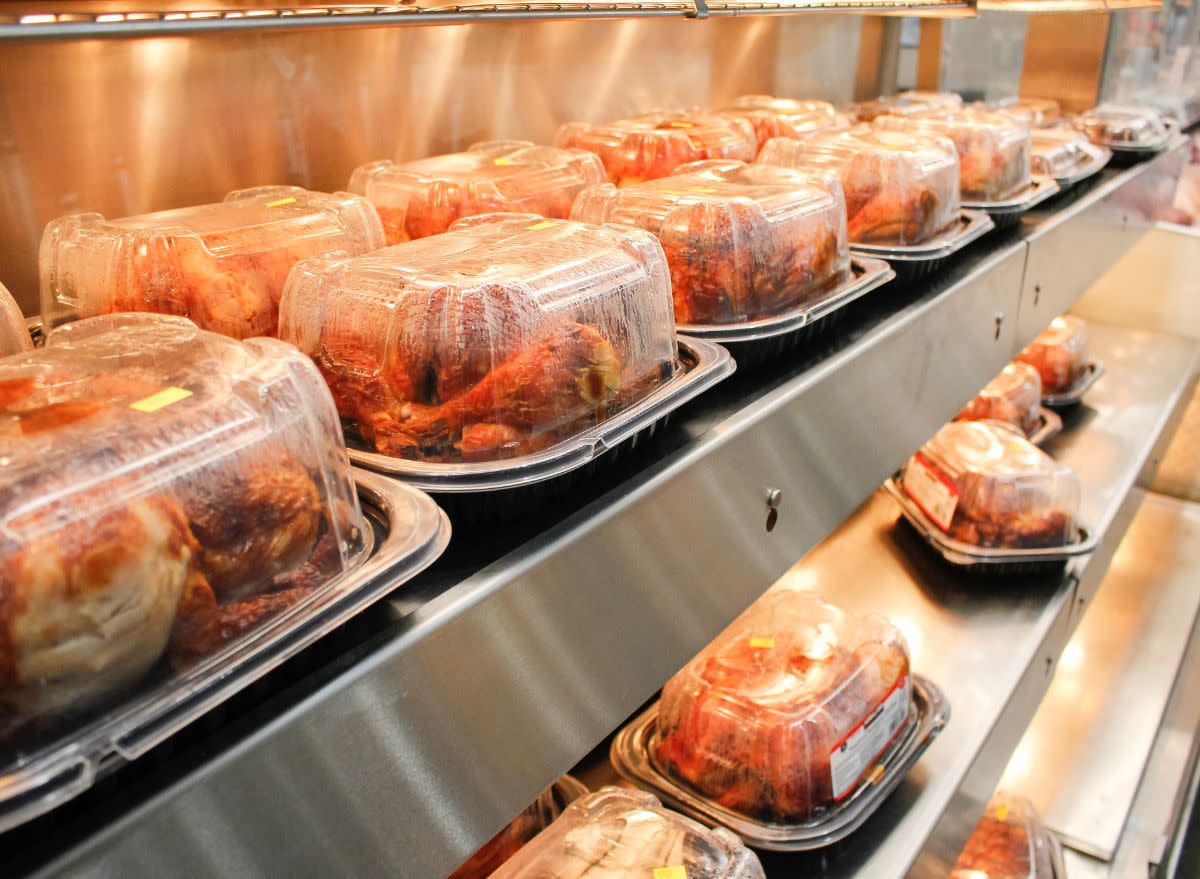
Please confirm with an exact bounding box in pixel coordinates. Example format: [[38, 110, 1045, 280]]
[[994, 312, 1004, 341], [765, 488, 783, 509]]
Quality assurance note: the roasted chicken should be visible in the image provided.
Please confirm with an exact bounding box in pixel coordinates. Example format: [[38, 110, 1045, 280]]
[[0, 320, 359, 727], [557, 113, 757, 186], [1015, 316, 1089, 394], [842, 152, 944, 244], [953, 796, 1056, 879], [655, 594, 911, 822], [955, 362, 1043, 437]]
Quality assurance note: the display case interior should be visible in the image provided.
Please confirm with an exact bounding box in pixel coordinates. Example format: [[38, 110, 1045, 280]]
[[0, 281, 31, 356]]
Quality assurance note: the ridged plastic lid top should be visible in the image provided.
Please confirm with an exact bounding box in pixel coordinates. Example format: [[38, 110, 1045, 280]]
[[347, 141, 606, 244], [39, 186, 385, 340], [1077, 103, 1169, 144], [0, 281, 31, 356], [758, 125, 961, 246], [956, 362, 1042, 436], [555, 111, 757, 185], [850, 90, 963, 121], [490, 787, 765, 879], [952, 793, 1056, 879], [570, 160, 849, 324], [922, 420, 1068, 479], [718, 95, 850, 150], [655, 588, 911, 821], [0, 312, 366, 722], [278, 214, 678, 465]]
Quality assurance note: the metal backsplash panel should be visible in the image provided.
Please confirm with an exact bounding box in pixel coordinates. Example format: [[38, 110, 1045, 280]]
[[0, 15, 861, 315]]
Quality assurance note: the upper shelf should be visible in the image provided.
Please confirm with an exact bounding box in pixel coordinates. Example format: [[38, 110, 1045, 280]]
[[0, 0, 970, 40]]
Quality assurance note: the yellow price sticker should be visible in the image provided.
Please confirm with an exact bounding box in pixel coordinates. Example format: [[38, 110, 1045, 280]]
[[995, 804, 1010, 822], [748, 636, 775, 650], [668, 121, 695, 129], [526, 220, 558, 231], [493, 156, 515, 167], [689, 186, 719, 194], [265, 196, 297, 208], [130, 386, 193, 413], [653, 868, 688, 879], [867, 764, 886, 785]]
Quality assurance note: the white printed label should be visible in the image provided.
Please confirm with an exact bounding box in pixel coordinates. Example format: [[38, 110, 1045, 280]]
[[829, 675, 910, 800], [902, 454, 959, 532]]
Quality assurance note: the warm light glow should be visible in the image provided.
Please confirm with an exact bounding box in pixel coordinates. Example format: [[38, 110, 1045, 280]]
[[1059, 641, 1085, 672], [976, 0, 1104, 10], [20, 14, 57, 23], [96, 13, 126, 22]]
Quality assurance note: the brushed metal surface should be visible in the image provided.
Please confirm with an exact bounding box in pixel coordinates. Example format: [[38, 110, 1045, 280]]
[[998, 492, 1200, 861], [0, 15, 862, 315], [21, 240, 1027, 879], [1017, 142, 1190, 347]]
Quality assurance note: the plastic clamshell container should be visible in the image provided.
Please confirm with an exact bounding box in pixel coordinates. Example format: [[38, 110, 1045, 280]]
[[875, 109, 1032, 202], [987, 96, 1061, 128], [449, 776, 590, 879], [0, 281, 32, 356], [952, 793, 1060, 879], [849, 90, 963, 122], [555, 111, 757, 186], [278, 213, 681, 472], [1015, 315, 1090, 394], [490, 787, 766, 879], [716, 95, 851, 152], [955, 361, 1043, 438], [347, 141, 606, 245], [654, 589, 914, 824], [39, 186, 385, 340], [571, 160, 850, 325], [1030, 128, 1095, 178], [0, 313, 451, 831], [900, 420, 1081, 551], [1075, 104, 1171, 149], [758, 125, 961, 247]]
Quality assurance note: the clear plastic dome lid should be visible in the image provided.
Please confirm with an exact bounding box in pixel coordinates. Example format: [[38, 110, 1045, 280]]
[[278, 213, 679, 465], [0, 312, 367, 725], [955, 361, 1043, 437], [0, 281, 31, 356], [758, 125, 960, 246], [1015, 314, 1089, 393], [654, 588, 912, 823], [985, 97, 1061, 128], [490, 787, 765, 879], [875, 109, 1033, 201], [571, 160, 850, 325], [39, 186, 386, 340], [1030, 129, 1093, 177], [849, 90, 963, 122], [1076, 103, 1169, 146], [555, 111, 757, 186], [348, 141, 606, 245], [716, 95, 851, 152], [902, 421, 1080, 549], [952, 793, 1057, 879]]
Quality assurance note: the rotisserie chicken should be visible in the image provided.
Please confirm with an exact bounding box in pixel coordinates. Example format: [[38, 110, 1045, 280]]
[[955, 361, 1043, 437], [952, 794, 1057, 879], [0, 314, 366, 727], [757, 125, 960, 246], [279, 214, 679, 465], [39, 186, 384, 340], [489, 788, 765, 879], [349, 141, 605, 245], [571, 160, 850, 325], [556, 111, 757, 186], [1076, 103, 1169, 146], [1015, 315, 1090, 394], [902, 421, 1080, 549], [654, 589, 912, 822], [715, 96, 850, 154]]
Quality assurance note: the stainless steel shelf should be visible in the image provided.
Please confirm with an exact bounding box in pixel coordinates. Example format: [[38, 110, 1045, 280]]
[[0, 0, 968, 41], [1, 145, 1189, 879]]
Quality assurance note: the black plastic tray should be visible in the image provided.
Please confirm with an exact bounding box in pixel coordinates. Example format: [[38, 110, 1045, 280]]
[[850, 209, 995, 282], [1043, 361, 1106, 409], [963, 176, 1062, 233]]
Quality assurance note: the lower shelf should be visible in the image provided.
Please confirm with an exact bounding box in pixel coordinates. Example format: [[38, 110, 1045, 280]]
[[573, 321, 1199, 879]]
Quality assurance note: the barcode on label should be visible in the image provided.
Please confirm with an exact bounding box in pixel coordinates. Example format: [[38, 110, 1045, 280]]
[[828, 675, 910, 800], [901, 453, 959, 531]]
